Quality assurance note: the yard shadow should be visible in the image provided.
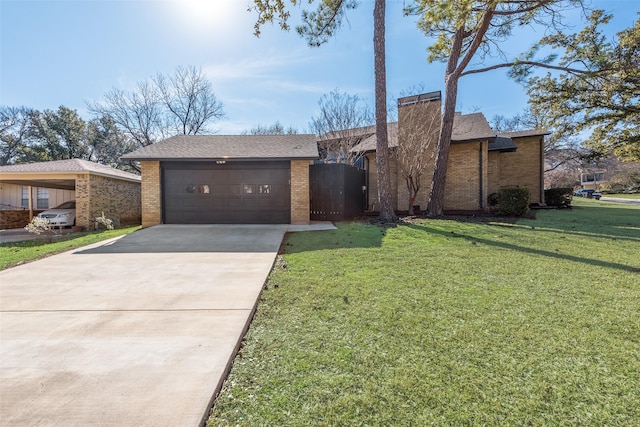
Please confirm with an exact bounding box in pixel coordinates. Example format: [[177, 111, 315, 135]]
[[517, 205, 640, 243], [74, 225, 289, 254], [405, 222, 639, 273]]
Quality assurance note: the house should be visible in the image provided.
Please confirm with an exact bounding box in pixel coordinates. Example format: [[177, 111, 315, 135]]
[[344, 92, 547, 212], [121, 134, 319, 227], [579, 171, 606, 190], [0, 159, 141, 229]]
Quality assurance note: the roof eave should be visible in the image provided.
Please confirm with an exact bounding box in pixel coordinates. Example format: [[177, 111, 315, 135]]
[[451, 136, 494, 144], [121, 156, 319, 162], [0, 169, 140, 182]]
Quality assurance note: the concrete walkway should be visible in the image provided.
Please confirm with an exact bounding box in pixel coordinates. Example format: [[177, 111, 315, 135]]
[[0, 223, 334, 426]]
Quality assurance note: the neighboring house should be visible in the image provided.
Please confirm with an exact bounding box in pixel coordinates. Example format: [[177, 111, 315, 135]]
[[579, 171, 606, 190], [0, 159, 141, 229], [121, 134, 319, 227], [345, 92, 547, 212]]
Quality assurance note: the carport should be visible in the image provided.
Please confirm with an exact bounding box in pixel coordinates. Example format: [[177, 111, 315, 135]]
[[0, 159, 141, 229]]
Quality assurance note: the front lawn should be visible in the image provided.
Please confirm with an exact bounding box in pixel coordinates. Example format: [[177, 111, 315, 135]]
[[208, 198, 639, 426], [0, 226, 140, 270]]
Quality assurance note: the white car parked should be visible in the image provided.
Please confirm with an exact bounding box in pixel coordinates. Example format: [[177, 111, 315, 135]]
[[37, 201, 76, 227]]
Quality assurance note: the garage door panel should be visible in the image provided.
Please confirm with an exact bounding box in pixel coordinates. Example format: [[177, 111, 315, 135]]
[[211, 184, 227, 195], [227, 197, 243, 209], [162, 161, 291, 224], [242, 199, 259, 209]]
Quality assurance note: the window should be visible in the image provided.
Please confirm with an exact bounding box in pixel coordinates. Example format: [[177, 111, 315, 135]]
[[36, 188, 49, 209], [258, 184, 271, 194], [581, 173, 605, 183], [21, 186, 29, 208]]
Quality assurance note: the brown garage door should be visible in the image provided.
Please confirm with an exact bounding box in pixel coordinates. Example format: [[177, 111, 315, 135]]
[[162, 161, 290, 224]]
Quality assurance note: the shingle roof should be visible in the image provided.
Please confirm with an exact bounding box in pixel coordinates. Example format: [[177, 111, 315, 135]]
[[488, 137, 518, 152], [0, 159, 141, 182], [122, 134, 319, 161], [349, 113, 496, 152], [451, 113, 496, 142], [498, 129, 550, 138], [348, 123, 398, 152]]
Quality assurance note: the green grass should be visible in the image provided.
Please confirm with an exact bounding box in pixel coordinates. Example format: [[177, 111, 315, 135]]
[[208, 198, 640, 426], [0, 226, 140, 270]]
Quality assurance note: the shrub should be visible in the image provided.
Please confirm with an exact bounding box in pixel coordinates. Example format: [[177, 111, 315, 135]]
[[497, 187, 530, 216], [94, 212, 114, 230], [24, 216, 53, 235], [544, 187, 573, 207], [24, 216, 58, 243]]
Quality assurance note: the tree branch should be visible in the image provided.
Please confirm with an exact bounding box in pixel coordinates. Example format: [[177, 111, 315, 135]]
[[460, 60, 590, 77], [454, 6, 496, 77]]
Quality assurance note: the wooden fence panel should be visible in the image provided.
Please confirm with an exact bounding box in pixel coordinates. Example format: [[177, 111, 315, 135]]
[[310, 164, 366, 221]]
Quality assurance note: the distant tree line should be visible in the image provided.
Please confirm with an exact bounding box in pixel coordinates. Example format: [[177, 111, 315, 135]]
[[1, 66, 225, 172]]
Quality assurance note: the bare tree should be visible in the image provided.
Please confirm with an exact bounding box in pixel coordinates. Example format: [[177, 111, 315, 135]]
[[90, 81, 164, 148], [242, 121, 298, 135], [311, 90, 373, 165], [154, 65, 225, 135], [0, 106, 35, 165], [395, 94, 440, 214], [90, 66, 225, 148]]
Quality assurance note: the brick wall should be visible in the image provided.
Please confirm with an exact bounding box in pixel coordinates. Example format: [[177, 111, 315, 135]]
[[0, 210, 44, 229], [141, 161, 162, 227], [487, 151, 500, 198], [89, 175, 141, 226], [365, 153, 378, 211], [444, 142, 483, 211], [366, 136, 543, 212], [389, 151, 399, 211], [75, 174, 91, 228], [368, 141, 490, 212], [290, 160, 311, 224], [495, 136, 543, 204]]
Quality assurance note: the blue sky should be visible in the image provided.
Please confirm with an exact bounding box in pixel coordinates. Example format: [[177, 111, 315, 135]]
[[1, 0, 638, 134]]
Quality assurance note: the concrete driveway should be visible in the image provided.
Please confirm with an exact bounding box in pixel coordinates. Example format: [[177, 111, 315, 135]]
[[0, 223, 334, 426]]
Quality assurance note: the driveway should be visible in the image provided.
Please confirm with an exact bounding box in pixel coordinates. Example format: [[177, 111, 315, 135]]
[[0, 223, 334, 426]]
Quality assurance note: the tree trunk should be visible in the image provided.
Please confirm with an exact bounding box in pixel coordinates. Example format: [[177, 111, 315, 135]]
[[427, 76, 459, 217], [373, 0, 396, 222], [406, 175, 419, 215], [427, 27, 464, 217]]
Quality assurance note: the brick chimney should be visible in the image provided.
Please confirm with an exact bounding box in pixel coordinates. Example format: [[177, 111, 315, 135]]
[[397, 91, 442, 148]]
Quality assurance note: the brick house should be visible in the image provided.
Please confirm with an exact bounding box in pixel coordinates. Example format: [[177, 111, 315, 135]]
[[344, 92, 547, 213], [0, 159, 141, 229], [121, 134, 319, 227]]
